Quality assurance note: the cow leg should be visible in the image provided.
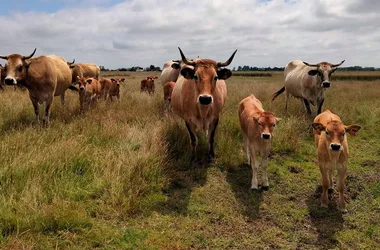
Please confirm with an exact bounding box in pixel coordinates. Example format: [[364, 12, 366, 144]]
[[317, 98, 325, 114], [43, 96, 54, 127], [0, 84, 4, 91], [243, 134, 250, 166], [303, 99, 312, 116], [117, 93, 120, 102], [319, 164, 329, 208], [328, 168, 334, 194], [249, 144, 259, 190], [261, 152, 270, 190], [337, 165, 347, 212], [185, 121, 198, 161], [60, 93, 65, 106], [31, 97, 40, 124], [208, 118, 219, 160]]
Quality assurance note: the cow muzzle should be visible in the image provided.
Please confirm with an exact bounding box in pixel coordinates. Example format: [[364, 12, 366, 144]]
[[198, 95, 213, 106], [4, 77, 17, 85], [330, 143, 342, 151], [261, 133, 271, 140], [322, 81, 331, 88], [80, 86, 85, 91]]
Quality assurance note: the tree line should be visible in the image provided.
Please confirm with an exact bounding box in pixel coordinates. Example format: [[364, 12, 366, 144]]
[[233, 65, 380, 71]]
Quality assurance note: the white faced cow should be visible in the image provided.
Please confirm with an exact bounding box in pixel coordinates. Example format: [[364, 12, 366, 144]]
[[159, 60, 181, 86], [272, 60, 345, 115], [171, 48, 237, 160]]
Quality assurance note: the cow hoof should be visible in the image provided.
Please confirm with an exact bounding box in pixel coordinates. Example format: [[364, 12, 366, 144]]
[[262, 186, 269, 191]]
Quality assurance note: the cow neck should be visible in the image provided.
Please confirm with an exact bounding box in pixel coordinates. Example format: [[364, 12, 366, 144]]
[[197, 103, 211, 119]]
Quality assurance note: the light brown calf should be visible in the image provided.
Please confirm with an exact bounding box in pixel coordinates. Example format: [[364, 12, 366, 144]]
[[163, 81, 175, 111], [100, 77, 125, 102], [312, 109, 361, 211], [77, 76, 102, 111], [239, 94, 281, 190], [141, 76, 157, 94]]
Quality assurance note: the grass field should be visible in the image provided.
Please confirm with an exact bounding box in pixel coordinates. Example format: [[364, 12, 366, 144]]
[[0, 71, 379, 249]]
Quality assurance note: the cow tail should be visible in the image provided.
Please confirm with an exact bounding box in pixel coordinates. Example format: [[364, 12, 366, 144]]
[[69, 85, 79, 92], [272, 86, 285, 101]]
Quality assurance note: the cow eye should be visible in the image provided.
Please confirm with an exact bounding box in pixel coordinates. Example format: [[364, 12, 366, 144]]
[[214, 76, 218, 81], [193, 75, 198, 80], [325, 130, 329, 136], [272, 124, 276, 127], [342, 132, 346, 137], [18, 65, 23, 72]]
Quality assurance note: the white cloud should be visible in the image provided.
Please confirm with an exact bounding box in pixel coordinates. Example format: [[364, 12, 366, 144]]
[[0, 0, 379, 69]]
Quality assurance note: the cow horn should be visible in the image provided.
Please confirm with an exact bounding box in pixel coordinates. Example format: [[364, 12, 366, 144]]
[[217, 50, 238, 67], [178, 47, 196, 66], [303, 61, 319, 67], [172, 60, 180, 63], [22, 48, 37, 60], [332, 60, 345, 68], [0, 54, 7, 60], [68, 59, 75, 65]]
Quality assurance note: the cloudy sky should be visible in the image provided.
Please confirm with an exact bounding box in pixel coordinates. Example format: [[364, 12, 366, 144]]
[[0, 0, 379, 69]]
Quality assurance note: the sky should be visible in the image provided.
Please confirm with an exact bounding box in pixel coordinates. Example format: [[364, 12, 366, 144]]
[[0, 0, 379, 69]]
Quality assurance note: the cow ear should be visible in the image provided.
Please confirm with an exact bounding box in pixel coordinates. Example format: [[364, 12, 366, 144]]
[[120, 78, 125, 82], [275, 117, 281, 124], [332, 68, 338, 73], [171, 63, 180, 69], [181, 67, 195, 79], [217, 68, 232, 80], [312, 122, 325, 135], [86, 79, 92, 84], [345, 125, 361, 136], [308, 70, 319, 76], [70, 65, 75, 68]]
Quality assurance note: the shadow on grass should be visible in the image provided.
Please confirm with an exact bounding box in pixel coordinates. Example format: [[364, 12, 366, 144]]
[[226, 163, 263, 220], [158, 121, 211, 215], [306, 185, 344, 249]]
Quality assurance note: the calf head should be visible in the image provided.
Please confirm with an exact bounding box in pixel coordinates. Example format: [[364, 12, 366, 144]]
[[312, 121, 361, 151], [77, 76, 93, 91], [111, 78, 125, 87], [254, 112, 281, 140], [178, 47, 237, 106], [303, 60, 345, 88], [0, 48, 36, 85]]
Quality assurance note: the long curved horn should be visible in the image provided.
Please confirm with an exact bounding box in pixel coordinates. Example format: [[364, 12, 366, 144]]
[[68, 59, 75, 65], [0, 54, 7, 60], [303, 61, 319, 67], [217, 50, 237, 67], [178, 47, 196, 66], [22, 48, 37, 60], [332, 60, 345, 68]]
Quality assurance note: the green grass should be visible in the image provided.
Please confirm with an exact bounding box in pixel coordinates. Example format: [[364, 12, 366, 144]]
[[0, 71, 379, 249]]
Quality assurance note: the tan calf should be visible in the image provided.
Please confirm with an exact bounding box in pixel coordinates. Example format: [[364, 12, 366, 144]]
[[163, 81, 175, 111], [239, 94, 281, 190], [100, 78, 125, 102], [141, 76, 157, 94], [312, 109, 361, 211], [77, 76, 102, 111]]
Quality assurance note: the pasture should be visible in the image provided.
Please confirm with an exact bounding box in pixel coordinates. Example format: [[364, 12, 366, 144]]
[[0, 71, 379, 249]]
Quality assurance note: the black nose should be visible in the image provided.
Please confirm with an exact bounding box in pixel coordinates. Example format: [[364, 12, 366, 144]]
[[262, 134, 270, 140], [199, 95, 212, 105], [331, 144, 341, 151], [168, 98, 171, 103], [322, 81, 331, 88], [117, 84, 120, 87], [4, 78, 14, 85], [80, 87, 85, 90]]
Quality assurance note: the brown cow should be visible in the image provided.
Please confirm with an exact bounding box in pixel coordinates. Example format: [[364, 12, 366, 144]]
[[239, 94, 281, 190], [171, 47, 237, 160], [100, 77, 125, 102], [141, 76, 157, 94], [163, 81, 175, 111], [312, 110, 361, 212], [69, 62, 100, 84], [77, 76, 102, 111], [0, 49, 74, 125]]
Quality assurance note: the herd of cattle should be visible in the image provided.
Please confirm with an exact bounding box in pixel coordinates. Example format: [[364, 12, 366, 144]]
[[0, 47, 361, 212]]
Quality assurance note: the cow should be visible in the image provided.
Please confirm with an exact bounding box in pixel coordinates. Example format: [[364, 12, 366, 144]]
[[141, 76, 157, 94], [0, 64, 4, 91], [99, 77, 125, 102], [68, 62, 100, 84], [239, 94, 281, 190], [272, 60, 345, 115], [159, 60, 181, 86], [0, 49, 75, 126], [163, 81, 175, 112], [171, 47, 237, 160], [312, 110, 361, 212], [77, 76, 102, 111]]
